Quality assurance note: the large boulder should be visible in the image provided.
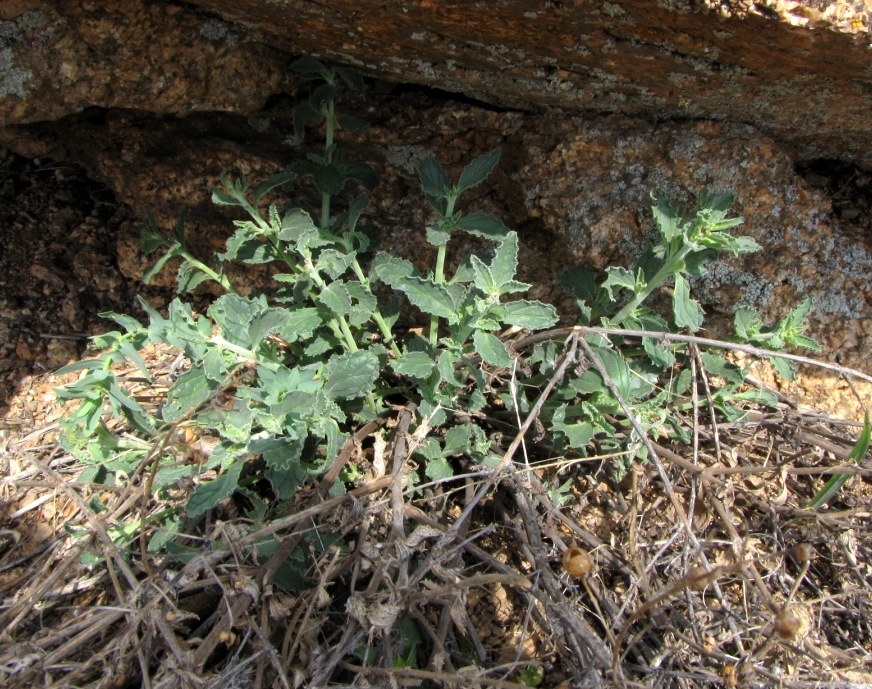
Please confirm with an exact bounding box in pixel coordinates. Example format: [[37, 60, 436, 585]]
[[2, 0, 871, 164]]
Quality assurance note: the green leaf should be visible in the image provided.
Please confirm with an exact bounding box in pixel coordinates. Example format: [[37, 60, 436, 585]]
[[219, 227, 279, 264], [277, 308, 323, 342], [337, 114, 368, 131], [319, 281, 353, 317], [163, 367, 216, 422], [322, 350, 380, 399], [313, 164, 346, 195], [55, 359, 104, 376], [371, 254, 418, 286], [426, 226, 451, 247], [490, 232, 520, 289], [199, 397, 254, 444], [808, 412, 871, 509], [456, 150, 500, 193], [771, 356, 796, 381], [559, 265, 598, 302], [209, 294, 267, 348], [279, 209, 320, 245], [141, 219, 169, 253], [418, 156, 450, 203], [673, 274, 704, 332], [552, 405, 594, 449], [292, 101, 322, 142], [471, 256, 496, 295], [700, 352, 744, 384], [392, 351, 436, 379], [346, 161, 379, 190], [266, 462, 307, 500], [118, 341, 151, 381], [443, 425, 472, 456], [187, 460, 244, 517], [602, 267, 638, 301], [291, 56, 329, 78], [425, 457, 454, 481], [253, 171, 297, 204], [246, 309, 290, 348], [456, 211, 510, 239], [651, 190, 685, 242], [642, 337, 675, 370], [473, 331, 514, 368], [141, 244, 181, 284], [734, 306, 763, 341], [416, 437, 443, 462], [348, 194, 370, 233], [177, 263, 211, 293], [437, 350, 465, 387], [502, 300, 558, 329], [336, 67, 365, 91], [393, 276, 459, 322]]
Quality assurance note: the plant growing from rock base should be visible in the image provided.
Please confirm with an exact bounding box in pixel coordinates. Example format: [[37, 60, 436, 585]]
[[55, 59, 827, 585]]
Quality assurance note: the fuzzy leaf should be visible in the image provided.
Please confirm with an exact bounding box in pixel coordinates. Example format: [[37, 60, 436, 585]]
[[473, 331, 514, 368], [456, 150, 500, 193], [425, 457, 454, 481], [209, 294, 268, 348], [393, 276, 458, 322], [673, 274, 703, 332], [253, 171, 297, 204], [319, 281, 353, 317], [162, 366, 216, 422], [291, 56, 328, 78], [392, 352, 437, 379], [502, 300, 558, 329], [456, 211, 510, 239], [471, 256, 496, 295], [322, 350, 380, 400], [186, 461, 244, 517], [142, 244, 181, 284], [437, 350, 465, 387], [336, 67, 365, 91], [490, 232, 520, 289], [418, 156, 450, 202], [651, 190, 685, 242], [602, 267, 638, 301], [370, 254, 418, 286], [426, 226, 451, 247], [734, 306, 763, 341], [443, 425, 472, 456]]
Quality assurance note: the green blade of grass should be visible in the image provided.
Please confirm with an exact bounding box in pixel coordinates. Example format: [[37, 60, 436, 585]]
[[807, 411, 871, 509]]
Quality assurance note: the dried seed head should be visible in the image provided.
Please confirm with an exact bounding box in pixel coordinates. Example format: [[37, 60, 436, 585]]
[[562, 547, 594, 578], [789, 543, 813, 563], [774, 608, 801, 640]]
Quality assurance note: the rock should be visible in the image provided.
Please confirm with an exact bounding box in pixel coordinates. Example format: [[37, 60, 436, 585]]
[[0, 1, 298, 125], [2, 0, 872, 166], [0, 0, 870, 416]]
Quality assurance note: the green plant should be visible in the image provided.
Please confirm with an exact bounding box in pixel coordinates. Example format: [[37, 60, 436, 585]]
[[55, 58, 824, 567], [516, 664, 543, 686]]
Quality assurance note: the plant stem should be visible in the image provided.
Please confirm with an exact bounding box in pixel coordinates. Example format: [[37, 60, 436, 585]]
[[611, 244, 691, 325], [349, 258, 402, 358], [183, 254, 239, 295], [321, 98, 336, 229], [429, 195, 457, 347]]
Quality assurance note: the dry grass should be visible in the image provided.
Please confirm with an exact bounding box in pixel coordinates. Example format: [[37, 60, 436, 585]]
[[1, 335, 871, 689]]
